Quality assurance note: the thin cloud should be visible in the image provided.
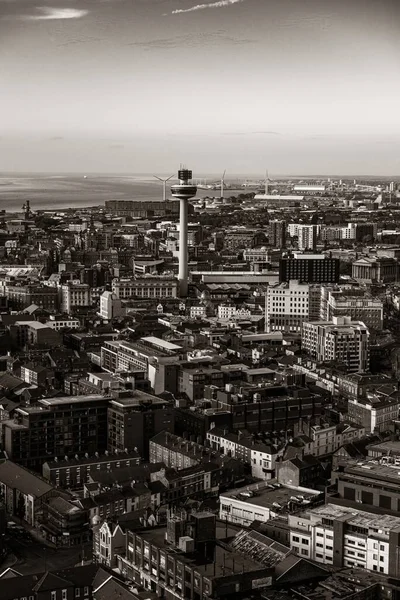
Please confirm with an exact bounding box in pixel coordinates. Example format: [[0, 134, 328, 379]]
[[127, 31, 254, 50], [223, 131, 283, 136], [22, 7, 89, 21], [169, 0, 245, 16]]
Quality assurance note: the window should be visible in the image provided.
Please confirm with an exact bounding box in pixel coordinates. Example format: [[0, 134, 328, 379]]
[[380, 545, 385, 551], [301, 549, 308, 555], [62, 591, 67, 600], [380, 556, 384, 562], [51, 593, 57, 600], [292, 536, 299, 542], [84, 587, 89, 597]]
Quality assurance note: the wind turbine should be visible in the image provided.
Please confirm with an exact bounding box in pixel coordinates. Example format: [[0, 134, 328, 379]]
[[221, 170, 226, 198], [154, 174, 174, 202], [264, 169, 269, 195]]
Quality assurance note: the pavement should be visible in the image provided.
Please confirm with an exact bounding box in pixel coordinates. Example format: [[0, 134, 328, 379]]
[[1, 531, 93, 575]]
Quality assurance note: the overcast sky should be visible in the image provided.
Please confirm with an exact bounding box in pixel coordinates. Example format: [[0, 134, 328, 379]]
[[1, 0, 400, 175]]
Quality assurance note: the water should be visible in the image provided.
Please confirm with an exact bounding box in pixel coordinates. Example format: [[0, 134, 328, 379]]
[[0, 174, 247, 213]]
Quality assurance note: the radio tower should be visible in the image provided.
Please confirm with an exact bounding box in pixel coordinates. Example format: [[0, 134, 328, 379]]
[[171, 166, 197, 297]]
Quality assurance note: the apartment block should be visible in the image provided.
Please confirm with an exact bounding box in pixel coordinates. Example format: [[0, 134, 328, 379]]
[[2, 395, 110, 471]]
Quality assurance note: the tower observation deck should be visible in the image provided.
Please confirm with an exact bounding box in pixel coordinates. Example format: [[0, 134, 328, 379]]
[[171, 168, 197, 297]]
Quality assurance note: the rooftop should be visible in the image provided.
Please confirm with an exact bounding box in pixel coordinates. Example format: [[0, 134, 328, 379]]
[[308, 503, 400, 532], [220, 480, 321, 512]]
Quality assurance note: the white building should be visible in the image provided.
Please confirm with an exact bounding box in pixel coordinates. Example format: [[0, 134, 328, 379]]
[[302, 316, 370, 372], [46, 316, 80, 330], [60, 282, 91, 314], [264, 280, 321, 333], [190, 305, 207, 319], [288, 503, 400, 574], [218, 304, 237, 320], [219, 480, 322, 526], [297, 225, 318, 251], [206, 428, 284, 480], [99, 290, 125, 320]]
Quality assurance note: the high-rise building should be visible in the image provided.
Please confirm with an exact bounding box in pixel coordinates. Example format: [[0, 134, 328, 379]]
[[171, 168, 198, 297], [302, 316, 370, 372], [297, 224, 318, 251], [268, 219, 286, 249], [279, 253, 340, 284], [264, 280, 321, 333]]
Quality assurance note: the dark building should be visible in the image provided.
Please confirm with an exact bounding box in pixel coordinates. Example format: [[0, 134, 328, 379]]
[[279, 256, 340, 283], [107, 391, 174, 458], [42, 450, 140, 488], [118, 509, 276, 600], [332, 454, 400, 514], [2, 395, 110, 471], [268, 219, 286, 249], [105, 199, 186, 218], [5, 284, 59, 310], [0, 564, 100, 600]]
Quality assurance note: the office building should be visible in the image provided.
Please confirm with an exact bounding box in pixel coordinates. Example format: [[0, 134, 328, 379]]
[[279, 254, 339, 284], [264, 280, 321, 333], [302, 316, 370, 372]]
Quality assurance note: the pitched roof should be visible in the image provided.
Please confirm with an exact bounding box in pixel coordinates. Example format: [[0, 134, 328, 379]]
[[0, 460, 53, 498], [33, 571, 72, 592]]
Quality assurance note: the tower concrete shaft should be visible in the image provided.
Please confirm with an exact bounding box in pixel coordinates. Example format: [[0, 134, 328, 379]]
[[170, 168, 197, 297], [179, 198, 189, 296]]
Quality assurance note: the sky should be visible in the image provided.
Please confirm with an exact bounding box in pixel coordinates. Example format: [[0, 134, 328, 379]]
[[1, 0, 400, 175]]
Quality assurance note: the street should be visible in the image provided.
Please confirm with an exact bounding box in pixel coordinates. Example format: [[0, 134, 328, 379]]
[[2, 532, 93, 575]]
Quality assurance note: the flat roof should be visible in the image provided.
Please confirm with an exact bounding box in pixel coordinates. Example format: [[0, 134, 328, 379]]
[[309, 503, 400, 532], [139, 524, 265, 577], [220, 481, 321, 511], [141, 336, 182, 351], [40, 394, 110, 407]]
